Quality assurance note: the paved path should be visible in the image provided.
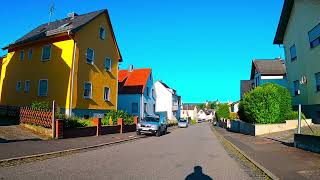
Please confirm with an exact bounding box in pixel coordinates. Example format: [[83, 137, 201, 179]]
[[215, 127, 320, 180], [0, 123, 250, 180]]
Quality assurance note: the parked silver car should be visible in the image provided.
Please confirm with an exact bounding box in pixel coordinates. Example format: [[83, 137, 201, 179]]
[[136, 116, 167, 137], [178, 119, 188, 128]]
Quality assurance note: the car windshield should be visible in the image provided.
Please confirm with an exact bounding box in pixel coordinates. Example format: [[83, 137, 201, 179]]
[[143, 117, 159, 122], [179, 119, 187, 122]]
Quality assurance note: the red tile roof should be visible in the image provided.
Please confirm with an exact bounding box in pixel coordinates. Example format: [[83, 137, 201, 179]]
[[118, 68, 152, 94]]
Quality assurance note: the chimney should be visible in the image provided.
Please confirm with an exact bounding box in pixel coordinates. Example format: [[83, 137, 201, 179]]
[[68, 12, 78, 19], [128, 64, 134, 72]]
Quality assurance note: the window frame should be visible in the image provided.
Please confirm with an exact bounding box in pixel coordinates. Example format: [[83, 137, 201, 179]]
[[308, 23, 320, 49], [99, 26, 106, 40], [86, 48, 95, 65], [24, 80, 31, 93], [104, 57, 112, 72], [41, 45, 52, 61], [28, 48, 33, 60], [38, 79, 48, 97], [84, 82, 92, 99], [315, 72, 320, 92], [146, 87, 150, 96], [20, 51, 24, 61], [290, 45, 297, 61], [103, 86, 111, 101], [16, 81, 22, 92], [144, 103, 147, 113]]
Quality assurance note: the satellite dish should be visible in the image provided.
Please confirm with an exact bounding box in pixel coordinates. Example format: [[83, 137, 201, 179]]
[[300, 75, 307, 85]]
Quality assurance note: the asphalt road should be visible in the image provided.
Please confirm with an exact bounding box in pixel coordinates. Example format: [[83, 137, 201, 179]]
[[0, 123, 250, 180]]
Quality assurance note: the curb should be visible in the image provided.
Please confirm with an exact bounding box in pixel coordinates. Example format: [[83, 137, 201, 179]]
[[0, 136, 144, 166], [212, 126, 279, 180]]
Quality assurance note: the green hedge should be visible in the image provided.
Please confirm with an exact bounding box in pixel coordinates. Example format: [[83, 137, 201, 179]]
[[31, 101, 51, 111], [216, 103, 230, 120], [102, 110, 134, 125], [63, 117, 93, 128], [238, 83, 294, 124]]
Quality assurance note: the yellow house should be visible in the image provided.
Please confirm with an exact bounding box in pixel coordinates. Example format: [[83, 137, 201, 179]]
[[0, 9, 122, 117], [274, 0, 320, 122]]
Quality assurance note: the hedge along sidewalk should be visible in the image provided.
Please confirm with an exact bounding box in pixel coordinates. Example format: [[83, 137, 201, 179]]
[[0, 131, 140, 162], [214, 126, 320, 180]]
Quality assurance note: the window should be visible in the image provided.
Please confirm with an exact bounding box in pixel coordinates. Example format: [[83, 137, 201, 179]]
[[16, 81, 22, 92], [99, 27, 106, 40], [290, 45, 297, 61], [146, 87, 149, 96], [84, 82, 92, 99], [86, 48, 94, 64], [104, 87, 110, 101], [24, 80, 30, 93], [20, 51, 24, 61], [315, 73, 320, 92], [28, 49, 33, 60], [309, 23, 320, 48], [293, 80, 300, 96], [153, 104, 156, 113], [132, 103, 138, 113], [41, 45, 51, 61], [38, 79, 48, 96], [104, 58, 111, 71], [144, 103, 147, 113]]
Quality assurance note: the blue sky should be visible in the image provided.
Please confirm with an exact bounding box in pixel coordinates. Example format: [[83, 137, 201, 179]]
[[0, 0, 284, 103]]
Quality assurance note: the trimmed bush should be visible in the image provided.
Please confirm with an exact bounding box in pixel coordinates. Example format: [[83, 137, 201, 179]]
[[63, 117, 93, 128], [239, 83, 293, 124], [31, 101, 51, 111], [190, 119, 197, 125], [230, 112, 239, 120], [216, 103, 230, 120], [102, 110, 134, 125]]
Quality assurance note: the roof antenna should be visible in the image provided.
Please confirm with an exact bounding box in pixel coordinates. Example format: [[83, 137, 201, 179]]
[[48, 1, 55, 25]]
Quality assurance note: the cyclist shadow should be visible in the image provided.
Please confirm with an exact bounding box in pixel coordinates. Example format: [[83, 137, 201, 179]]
[[185, 166, 213, 180]]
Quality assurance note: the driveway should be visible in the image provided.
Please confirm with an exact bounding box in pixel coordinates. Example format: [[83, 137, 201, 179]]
[[0, 125, 42, 143], [0, 123, 250, 180]]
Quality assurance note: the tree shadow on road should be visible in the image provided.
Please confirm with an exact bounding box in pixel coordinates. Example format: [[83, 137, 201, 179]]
[[185, 166, 213, 180]]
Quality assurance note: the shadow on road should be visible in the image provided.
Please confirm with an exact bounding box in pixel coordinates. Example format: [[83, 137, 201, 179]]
[[185, 166, 213, 180], [266, 137, 294, 147], [0, 137, 42, 144]]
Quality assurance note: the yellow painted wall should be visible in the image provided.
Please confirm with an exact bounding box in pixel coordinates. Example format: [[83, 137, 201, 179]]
[[73, 13, 119, 110], [283, 0, 320, 105], [0, 38, 74, 109]]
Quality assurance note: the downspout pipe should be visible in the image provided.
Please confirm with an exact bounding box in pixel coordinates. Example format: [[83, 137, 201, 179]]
[[68, 30, 77, 117]]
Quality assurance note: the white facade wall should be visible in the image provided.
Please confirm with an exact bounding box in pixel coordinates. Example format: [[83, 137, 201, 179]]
[[154, 81, 178, 121]]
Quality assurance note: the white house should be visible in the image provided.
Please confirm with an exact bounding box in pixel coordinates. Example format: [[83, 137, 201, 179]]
[[154, 81, 181, 121], [181, 104, 198, 120], [118, 67, 156, 120], [231, 101, 240, 113], [197, 109, 214, 121]]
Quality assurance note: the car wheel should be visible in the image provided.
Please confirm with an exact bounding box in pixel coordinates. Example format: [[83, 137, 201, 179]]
[[136, 131, 141, 135], [156, 130, 161, 137]]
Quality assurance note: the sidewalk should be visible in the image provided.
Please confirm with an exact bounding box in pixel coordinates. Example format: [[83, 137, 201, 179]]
[[215, 126, 320, 180], [0, 131, 141, 161]]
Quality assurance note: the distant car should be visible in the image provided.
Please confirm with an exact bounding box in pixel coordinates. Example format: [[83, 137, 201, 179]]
[[178, 119, 188, 128], [197, 119, 203, 123], [136, 116, 167, 137]]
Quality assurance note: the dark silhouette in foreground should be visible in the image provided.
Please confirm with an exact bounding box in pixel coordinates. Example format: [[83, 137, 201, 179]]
[[185, 166, 213, 180]]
